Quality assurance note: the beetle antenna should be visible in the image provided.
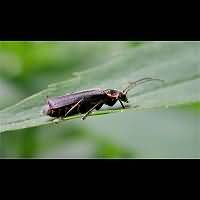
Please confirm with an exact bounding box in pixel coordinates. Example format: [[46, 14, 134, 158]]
[[123, 77, 164, 94]]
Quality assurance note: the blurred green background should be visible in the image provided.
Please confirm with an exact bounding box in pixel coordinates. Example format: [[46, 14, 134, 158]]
[[0, 42, 199, 158]]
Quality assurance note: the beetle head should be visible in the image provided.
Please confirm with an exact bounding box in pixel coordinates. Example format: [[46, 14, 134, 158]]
[[118, 92, 129, 103]]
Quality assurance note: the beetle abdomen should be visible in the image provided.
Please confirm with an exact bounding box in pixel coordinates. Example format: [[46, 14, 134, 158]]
[[47, 104, 79, 117]]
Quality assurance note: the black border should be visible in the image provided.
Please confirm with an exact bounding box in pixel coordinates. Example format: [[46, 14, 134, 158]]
[[1, 29, 199, 41], [1, 22, 200, 41]]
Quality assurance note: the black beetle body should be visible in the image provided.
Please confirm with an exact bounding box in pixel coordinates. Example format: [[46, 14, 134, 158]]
[[44, 88, 127, 120], [43, 78, 163, 120]]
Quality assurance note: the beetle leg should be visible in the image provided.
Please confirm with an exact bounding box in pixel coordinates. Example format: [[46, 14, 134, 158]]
[[95, 102, 104, 110], [119, 100, 125, 109], [64, 99, 83, 117], [81, 101, 103, 120]]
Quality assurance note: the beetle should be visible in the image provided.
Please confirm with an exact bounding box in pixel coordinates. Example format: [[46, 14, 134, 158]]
[[43, 77, 163, 120]]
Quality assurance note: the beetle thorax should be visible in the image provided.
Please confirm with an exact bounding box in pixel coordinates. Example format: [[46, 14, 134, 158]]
[[105, 89, 120, 99]]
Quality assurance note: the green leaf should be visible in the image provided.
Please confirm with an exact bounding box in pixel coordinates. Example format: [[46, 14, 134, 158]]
[[0, 42, 199, 133]]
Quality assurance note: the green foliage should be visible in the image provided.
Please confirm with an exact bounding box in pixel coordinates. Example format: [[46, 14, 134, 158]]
[[0, 42, 199, 133]]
